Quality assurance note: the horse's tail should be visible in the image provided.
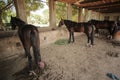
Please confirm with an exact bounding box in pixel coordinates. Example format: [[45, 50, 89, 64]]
[[30, 28, 41, 65]]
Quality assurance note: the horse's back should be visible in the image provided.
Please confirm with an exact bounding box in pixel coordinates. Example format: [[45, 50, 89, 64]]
[[22, 24, 38, 32], [74, 22, 93, 32], [20, 24, 39, 45]]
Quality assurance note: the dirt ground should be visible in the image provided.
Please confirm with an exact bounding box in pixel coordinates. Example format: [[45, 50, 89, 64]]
[[0, 33, 120, 80]]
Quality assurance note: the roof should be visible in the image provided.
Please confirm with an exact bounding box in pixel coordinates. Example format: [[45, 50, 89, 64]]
[[56, 0, 120, 13]]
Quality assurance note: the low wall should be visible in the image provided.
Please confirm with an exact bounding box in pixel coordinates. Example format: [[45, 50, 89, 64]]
[[40, 28, 81, 46]]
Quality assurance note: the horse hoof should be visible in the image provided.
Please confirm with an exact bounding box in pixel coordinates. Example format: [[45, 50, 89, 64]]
[[89, 45, 93, 47], [38, 61, 45, 69], [86, 43, 90, 47], [29, 70, 37, 76]]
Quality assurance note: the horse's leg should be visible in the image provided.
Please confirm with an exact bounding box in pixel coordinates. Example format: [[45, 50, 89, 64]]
[[90, 32, 94, 45], [24, 47, 32, 70], [23, 32, 33, 70], [33, 47, 41, 67], [90, 26, 94, 46], [86, 26, 94, 47], [19, 35, 28, 57], [86, 33, 90, 46], [87, 33, 94, 47], [68, 32, 72, 43], [30, 31, 43, 69], [108, 28, 113, 39], [95, 28, 99, 37], [71, 32, 74, 43]]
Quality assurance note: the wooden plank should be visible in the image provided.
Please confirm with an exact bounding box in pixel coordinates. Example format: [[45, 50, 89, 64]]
[[56, 0, 79, 4], [87, 4, 120, 10], [80, 0, 101, 4], [84, 1, 120, 8], [95, 7, 120, 13]]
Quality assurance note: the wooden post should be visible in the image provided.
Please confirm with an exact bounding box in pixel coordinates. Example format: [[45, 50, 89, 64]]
[[0, 11, 5, 30], [14, 0, 27, 22], [49, 0, 56, 28], [78, 7, 82, 22], [66, 3, 72, 20]]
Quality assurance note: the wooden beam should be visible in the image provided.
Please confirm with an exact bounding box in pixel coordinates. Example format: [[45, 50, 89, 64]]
[[88, 4, 120, 10], [85, 1, 120, 8], [80, 0, 101, 4], [76, 0, 120, 8], [56, 0, 79, 4], [95, 7, 120, 13]]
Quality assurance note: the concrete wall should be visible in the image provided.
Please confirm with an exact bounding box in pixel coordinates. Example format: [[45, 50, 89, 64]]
[[79, 9, 104, 22], [79, 8, 120, 21], [39, 28, 81, 46], [103, 13, 120, 21]]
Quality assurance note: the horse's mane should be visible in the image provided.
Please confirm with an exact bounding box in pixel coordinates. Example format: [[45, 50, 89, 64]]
[[63, 19, 78, 24], [14, 17, 26, 24]]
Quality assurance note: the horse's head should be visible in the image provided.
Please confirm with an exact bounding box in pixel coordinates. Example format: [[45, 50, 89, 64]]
[[10, 16, 16, 30], [10, 16, 26, 30], [113, 21, 120, 31], [58, 19, 64, 27]]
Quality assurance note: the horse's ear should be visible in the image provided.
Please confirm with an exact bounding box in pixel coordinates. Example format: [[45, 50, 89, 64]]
[[61, 18, 63, 21], [11, 16, 13, 19]]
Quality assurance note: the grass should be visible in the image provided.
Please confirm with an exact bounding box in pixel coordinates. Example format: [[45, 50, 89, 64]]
[[54, 39, 69, 45]]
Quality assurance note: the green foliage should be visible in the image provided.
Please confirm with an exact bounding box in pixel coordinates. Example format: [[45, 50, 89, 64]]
[[28, 9, 49, 25], [42, 9, 49, 24], [25, 0, 44, 16], [72, 5, 78, 16], [0, 1, 5, 9], [0, 0, 79, 26], [56, 1, 67, 23], [25, 0, 49, 25], [56, 2, 78, 23], [0, 0, 45, 23], [72, 5, 78, 21], [0, 0, 15, 24]]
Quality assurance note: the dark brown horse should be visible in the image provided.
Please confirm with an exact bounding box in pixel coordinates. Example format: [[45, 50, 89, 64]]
[[10, 16, 44, 71], [58, 19, 94, 46], [112, 21, 120, 36], [88, 19, 115, 38]]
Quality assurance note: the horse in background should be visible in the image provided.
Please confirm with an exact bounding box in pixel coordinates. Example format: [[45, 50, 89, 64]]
[[112, 21, 120, 36], [88, 19, 115, 39], [58, 19, 94, 46], [111, 21, 120, 42], [10, 16, 44, 72]]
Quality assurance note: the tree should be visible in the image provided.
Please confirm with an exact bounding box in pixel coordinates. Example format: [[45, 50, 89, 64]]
[[25, 0, 44, 16], [72, 5, 78, 21], [0, 0, 13, 30], [55, 1, 78, 23], [56, 1, 67, 23]]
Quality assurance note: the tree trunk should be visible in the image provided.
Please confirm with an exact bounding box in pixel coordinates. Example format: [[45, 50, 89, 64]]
[[14, 0, 27, 22], [0, 10, 6, 31]]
